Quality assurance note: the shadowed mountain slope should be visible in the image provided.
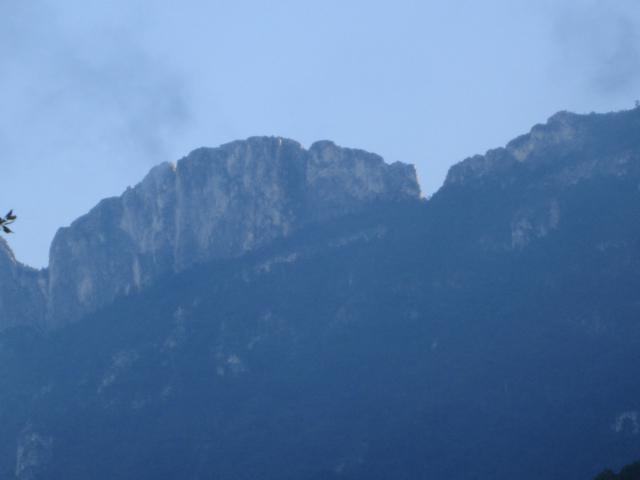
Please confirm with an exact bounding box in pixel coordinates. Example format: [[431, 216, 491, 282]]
[[1, 109, 640, 479]]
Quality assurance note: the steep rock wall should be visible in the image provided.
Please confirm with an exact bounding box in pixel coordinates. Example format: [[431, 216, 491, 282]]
[[46, 137, 421, 326], [445, 109, 640, 187], [441, 108, 640, 252]]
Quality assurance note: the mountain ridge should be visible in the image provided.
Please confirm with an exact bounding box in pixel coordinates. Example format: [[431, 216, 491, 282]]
[[4, 108, 640, 330], [1, 108, 640, 479], [0, 136, 420, 330]]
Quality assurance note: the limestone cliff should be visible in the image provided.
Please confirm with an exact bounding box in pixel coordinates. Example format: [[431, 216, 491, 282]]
[[0, 238, 47, 330], [442, 108, 640, 250], [45, 137, 420, 326], [445, 109, 640, 187], [11, 108, 639, 330]]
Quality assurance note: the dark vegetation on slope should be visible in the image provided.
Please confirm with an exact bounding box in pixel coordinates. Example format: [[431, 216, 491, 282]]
[[2, 110, 640, 479], [594, 461, 640, 480], [1, 173, 640, 479]]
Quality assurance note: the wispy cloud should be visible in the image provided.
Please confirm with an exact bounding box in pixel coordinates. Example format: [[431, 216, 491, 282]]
[[0, 0, 192, 169], [0, 0, 193, 267], [551, 0, 640, 96]]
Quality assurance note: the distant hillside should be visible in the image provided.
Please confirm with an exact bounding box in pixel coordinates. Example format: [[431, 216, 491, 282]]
[[1, 108, 640, 480]]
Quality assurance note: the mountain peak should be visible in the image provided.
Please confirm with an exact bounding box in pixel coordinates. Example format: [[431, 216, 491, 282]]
[[3, 137, 419, 329], [444, 108, 640, 187]]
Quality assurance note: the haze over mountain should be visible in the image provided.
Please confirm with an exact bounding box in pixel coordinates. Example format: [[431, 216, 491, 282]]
[[1, 108, 640, 479]]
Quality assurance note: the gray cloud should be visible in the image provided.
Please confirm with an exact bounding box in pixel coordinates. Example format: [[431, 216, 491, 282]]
[[0, 0, 192, 168], [0, 0, 193, 268], [552, 1, 640, 95]]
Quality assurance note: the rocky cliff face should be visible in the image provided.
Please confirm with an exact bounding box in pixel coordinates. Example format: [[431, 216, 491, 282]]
[[40, 137, 420, 327], [1, 110, 640, 480], [0, 238, 47, 330], [443, 108, 640, 251], [5, 108, 640, 330], [445, 109, 640, 187]]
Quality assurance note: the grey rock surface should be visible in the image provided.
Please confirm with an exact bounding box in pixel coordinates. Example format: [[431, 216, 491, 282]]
[[7, 107, 639, 330], [445, 109, 640, 187], [0, 238, 47, 330], [42, 136, 420, 327], [441, 108, 640, 252]]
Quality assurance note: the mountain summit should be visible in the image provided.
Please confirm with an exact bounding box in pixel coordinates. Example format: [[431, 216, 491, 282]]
[[0, 137, 420, 329], [1, 109, 640, 480], [446, 109, 640, 187]]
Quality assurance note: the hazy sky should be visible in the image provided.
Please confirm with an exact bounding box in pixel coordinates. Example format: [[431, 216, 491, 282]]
[[2, 0, 640, 268]]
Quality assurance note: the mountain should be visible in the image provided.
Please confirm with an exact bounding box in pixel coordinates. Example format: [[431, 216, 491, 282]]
[[0, 137, 420, 329], [1, 108, 640, 480]]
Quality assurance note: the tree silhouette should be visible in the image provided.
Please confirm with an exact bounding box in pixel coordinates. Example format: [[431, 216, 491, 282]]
[[594, 461, 640, 480], [0, 210, 17, 234]]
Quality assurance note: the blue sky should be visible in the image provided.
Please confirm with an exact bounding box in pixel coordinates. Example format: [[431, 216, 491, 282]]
[[2, 0, 640, 268]]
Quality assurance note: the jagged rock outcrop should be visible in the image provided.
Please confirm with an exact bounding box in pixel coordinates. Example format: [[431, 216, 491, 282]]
[[2, 110, 640, 480], [445, 109, 640, 187], [45, 137, 420, 327], [0, 238, 47, 330], [6, 108, 640, 330], [442, 108, 640, 250]]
